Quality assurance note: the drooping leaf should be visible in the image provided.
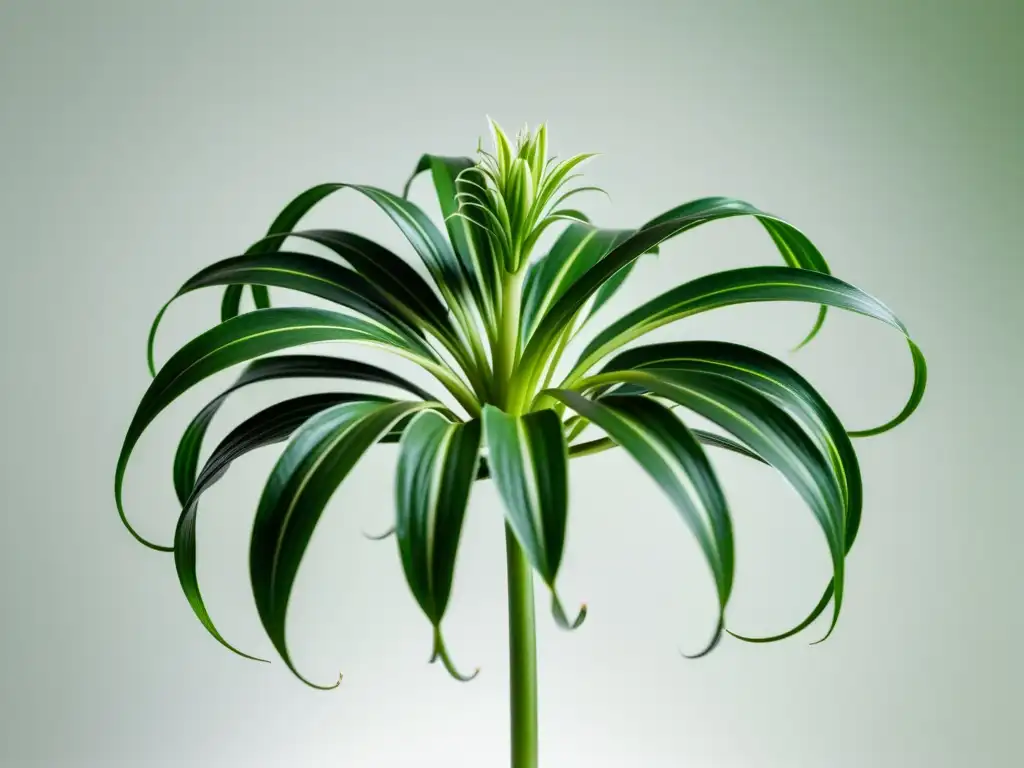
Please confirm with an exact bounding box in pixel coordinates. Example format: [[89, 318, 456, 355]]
[[546, 390, 733, 657], [173, 354, 435, 505], [151, 251, 437, 369], [572, 369, 847, 638], [174, 392, 388, 662], [599, 340, 862, 640], [568, 266, 927, 437], [249, 398, 434, 688], [395, 410, 483, 681], [482, 406, 585, 629], [116, 307, 472, 551]]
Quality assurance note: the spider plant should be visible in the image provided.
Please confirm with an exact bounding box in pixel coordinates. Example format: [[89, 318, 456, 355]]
[[115, 119, 926, 767]]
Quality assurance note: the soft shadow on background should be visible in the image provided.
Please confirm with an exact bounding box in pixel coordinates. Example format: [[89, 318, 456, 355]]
[[1, 1, 1021, 766]]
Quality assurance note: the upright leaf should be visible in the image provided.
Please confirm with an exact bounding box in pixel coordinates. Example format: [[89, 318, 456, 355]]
[[520, 223, 633, 343], [406, 155, 500, 333]]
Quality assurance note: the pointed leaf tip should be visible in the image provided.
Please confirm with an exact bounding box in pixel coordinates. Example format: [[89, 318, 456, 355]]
[[679, 618, 725, 660], [552, 593, 587, 631], [431, 627, 480, 683]]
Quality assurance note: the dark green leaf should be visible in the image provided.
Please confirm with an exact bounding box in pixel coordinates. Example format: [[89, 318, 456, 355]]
[[249, 398, 433, 688], [482, 406, 585, 630], [395, 410, 482, 681], [571, 266, 926, 437], [520, 223, 633, 342], [174, 392, 385, 662], [117, 307, 452, 552], [600, 341, 861, 641], [173, 354, 435, 505], [546, 391, 733, 657], [574, 369, 847, 638]]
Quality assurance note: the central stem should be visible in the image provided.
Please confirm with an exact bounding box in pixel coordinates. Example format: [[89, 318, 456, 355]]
[[493, 269, 524, 411], [505, 524, 538, 768]]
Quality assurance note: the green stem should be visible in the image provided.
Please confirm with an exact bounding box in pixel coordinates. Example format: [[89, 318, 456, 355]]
[[493, 270, 524, 409], [505, 525, 538, 768]]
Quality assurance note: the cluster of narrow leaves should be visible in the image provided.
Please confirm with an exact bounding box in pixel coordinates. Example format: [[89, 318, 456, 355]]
[[116, 121, 927, 687]]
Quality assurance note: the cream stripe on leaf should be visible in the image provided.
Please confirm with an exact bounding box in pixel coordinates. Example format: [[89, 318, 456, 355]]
[[173, 392, 392, 664], [546, 390, 734, 658], [596, 340, 861, 641], [395, 410, 483, 682], [249, 398, 436, 689], [116, 306, 478, 552], [482, 406, 585, 630]]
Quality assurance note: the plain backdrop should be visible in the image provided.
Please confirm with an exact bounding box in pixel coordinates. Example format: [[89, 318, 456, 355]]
[[1, 1, 1021, 766]]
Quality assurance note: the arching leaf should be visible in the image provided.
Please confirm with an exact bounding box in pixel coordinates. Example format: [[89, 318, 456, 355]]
[[482, 406, 585, 630], [116, 307, 474, 552], [569, 266, 927, 437], [599, 340, 862, 640], [395, 410, 482, 681], [249, 398, 434, 688], [173, 354, 435, 505], [570, 369, 847, 639], [174, 392, 388, 662], [546, 390, 733, 657]]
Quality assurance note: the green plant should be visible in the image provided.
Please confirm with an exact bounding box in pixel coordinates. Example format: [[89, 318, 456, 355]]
[[116, 120, 927, 767]]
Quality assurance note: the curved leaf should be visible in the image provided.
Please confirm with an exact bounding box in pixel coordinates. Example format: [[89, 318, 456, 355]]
[[546, 390, 733, 657], [481, 406, 585, 630], [173, 354, 435, 505], [519, 205, 833, 386], [406, 155, 499, 334], [217, 183, 358, 325], [573, 369, 847, 638], [520, 223, 633, 343], [249, 398, 433, 688], [569, 266, 926, 437], [395, 410, 482, 681], [600, 341, 861, 641], [174, 392, 386, 661], [643, 197, 831, 347], [152, 251, 438, 370], [116, 307, 470, 552], [258, 229, 453, 339]]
